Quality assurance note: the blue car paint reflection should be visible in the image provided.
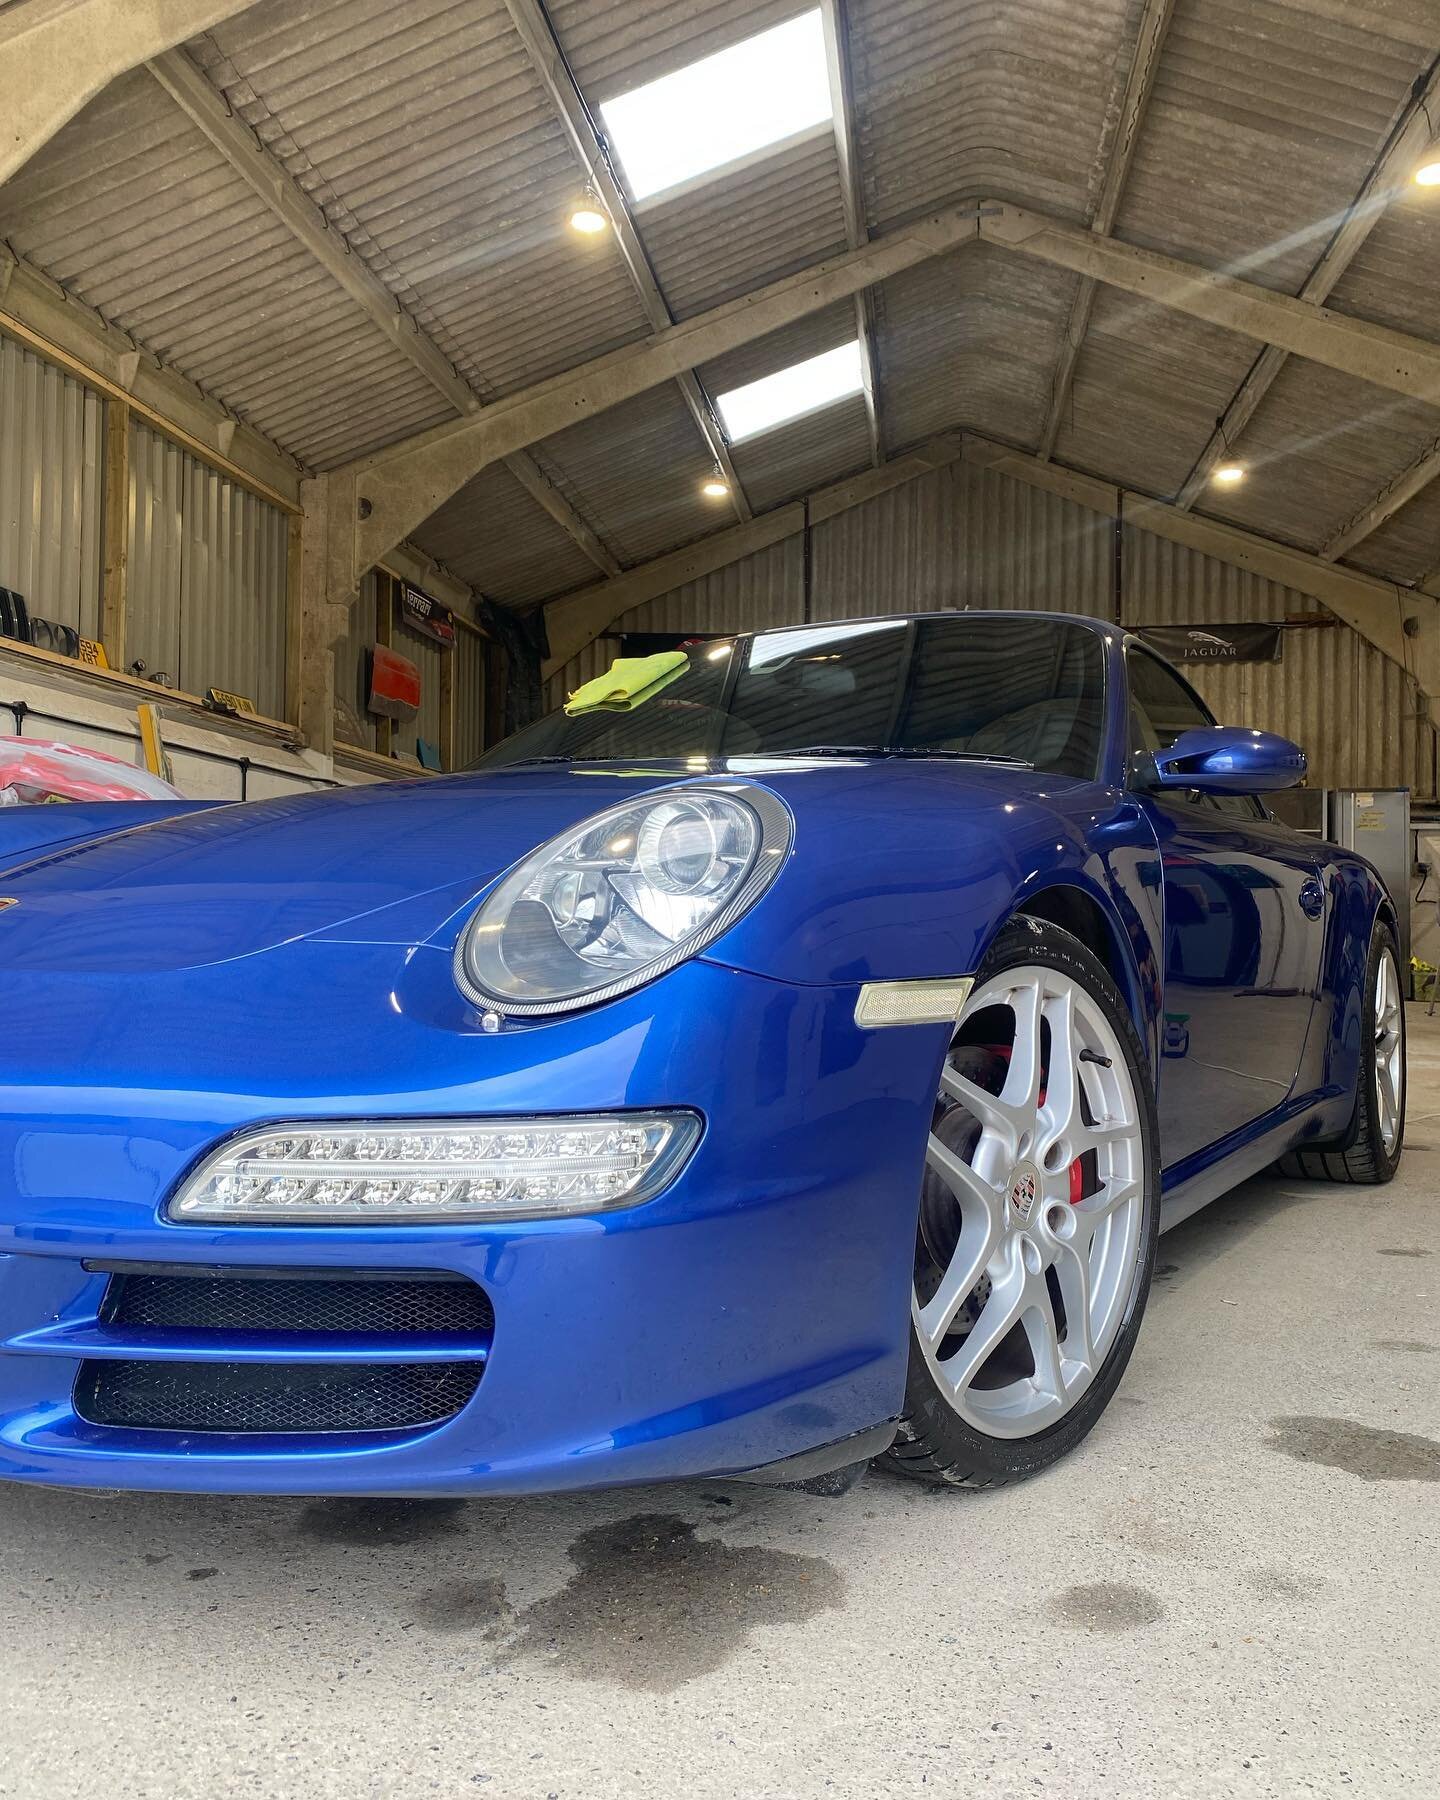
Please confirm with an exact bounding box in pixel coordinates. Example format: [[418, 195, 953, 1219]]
[[0, 616, 1394, 1495]]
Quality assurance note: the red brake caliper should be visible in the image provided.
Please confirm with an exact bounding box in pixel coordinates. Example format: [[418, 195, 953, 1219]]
[[1036, 1070, 1085, 1204]]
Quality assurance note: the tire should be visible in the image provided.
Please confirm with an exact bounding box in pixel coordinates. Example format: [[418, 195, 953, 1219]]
[[1277, 919, 1405, 1185], [883, 915, 1161, 1489]]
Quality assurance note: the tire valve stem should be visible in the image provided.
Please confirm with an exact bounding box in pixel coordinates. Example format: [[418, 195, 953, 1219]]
[[1079, 1047, 1112, 1068]]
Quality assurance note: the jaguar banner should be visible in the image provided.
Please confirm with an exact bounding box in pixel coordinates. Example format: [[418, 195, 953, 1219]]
[[1135, 623, 1283, 663]]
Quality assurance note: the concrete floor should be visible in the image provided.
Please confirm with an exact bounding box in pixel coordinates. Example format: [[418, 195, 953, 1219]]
[[3, 1016, 1439, 1800]]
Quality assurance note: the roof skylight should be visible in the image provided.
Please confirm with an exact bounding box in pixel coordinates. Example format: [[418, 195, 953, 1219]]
[[716, 341, 865, 444], [599, 10, 833, 203]]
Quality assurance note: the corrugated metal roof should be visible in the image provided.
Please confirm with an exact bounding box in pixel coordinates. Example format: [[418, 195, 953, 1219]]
[[528, 386, 724, 565], [1050, 292, 1257, 500], [1346, 480, 1440, 588], [195, 0, 655, 400], [411, 461, 602, 604], [639, 129, 849, 320], [876, 244, 1079, 454], [1201, 359, 1440, 554], [0, 71, 457, 470], [847, 0, 1137, 228], [1114, 0, 1428, 292]]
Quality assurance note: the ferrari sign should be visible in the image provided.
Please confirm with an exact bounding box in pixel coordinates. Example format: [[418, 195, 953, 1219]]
[[1135, 623, 1282, 663], [400, 583, 456, 648]]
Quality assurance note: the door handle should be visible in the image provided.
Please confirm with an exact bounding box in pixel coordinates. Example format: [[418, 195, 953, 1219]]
[[1298, 876, 1325, 920]]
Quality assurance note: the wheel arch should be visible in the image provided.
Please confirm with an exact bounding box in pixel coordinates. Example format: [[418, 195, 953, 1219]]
[[1006, 881, 1149, 1044]]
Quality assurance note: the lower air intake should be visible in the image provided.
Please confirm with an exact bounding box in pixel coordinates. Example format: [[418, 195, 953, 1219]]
[[101, 1269, 494, 1337], [73, 1358, 483, 1435]]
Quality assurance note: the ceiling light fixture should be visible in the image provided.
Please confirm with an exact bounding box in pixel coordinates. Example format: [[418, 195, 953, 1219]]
[[569, 191, 609, 234], [1212, 463, 1246, 485], [1414, 158, 1440, 187], [700, 471, 730, 499]]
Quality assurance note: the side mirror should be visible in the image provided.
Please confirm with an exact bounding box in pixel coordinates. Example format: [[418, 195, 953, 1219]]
[[1150, 726, 1306, 795]]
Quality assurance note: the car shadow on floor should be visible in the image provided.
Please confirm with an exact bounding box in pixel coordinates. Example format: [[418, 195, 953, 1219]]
[[1150, 1171, 1311, 1298]]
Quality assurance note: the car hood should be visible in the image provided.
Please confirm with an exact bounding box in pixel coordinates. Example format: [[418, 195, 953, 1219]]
[[0, 757, 1112, 980]]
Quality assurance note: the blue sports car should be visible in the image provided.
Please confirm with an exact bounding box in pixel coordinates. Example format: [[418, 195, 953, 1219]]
[[0, 612, 1405, 1496]]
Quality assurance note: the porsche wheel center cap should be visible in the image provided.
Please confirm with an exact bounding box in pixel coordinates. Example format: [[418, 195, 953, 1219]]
[[1007, 1164, 1039, 1225]]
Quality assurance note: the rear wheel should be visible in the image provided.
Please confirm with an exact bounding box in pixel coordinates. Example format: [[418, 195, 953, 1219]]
[[1278, 921, 1405, 1185], [884, 916, 1160, 1489]]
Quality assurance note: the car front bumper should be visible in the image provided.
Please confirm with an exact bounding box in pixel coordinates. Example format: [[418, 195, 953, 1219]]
[[0, 951, 948, 1495]]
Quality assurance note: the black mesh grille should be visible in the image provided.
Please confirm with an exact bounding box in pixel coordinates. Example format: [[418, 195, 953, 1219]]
[[73, 1358, 482, 1434], [101, 1270, 493, 1338]]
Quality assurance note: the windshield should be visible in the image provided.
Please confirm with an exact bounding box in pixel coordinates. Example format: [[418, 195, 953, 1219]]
[[477, 615, 1107, 780]]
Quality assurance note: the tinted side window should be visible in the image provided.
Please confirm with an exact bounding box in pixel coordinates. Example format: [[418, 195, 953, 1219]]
[[900, 618, 1105, 779], [1127, 649, 1214, 753], [1127, 649, 1264, 819]]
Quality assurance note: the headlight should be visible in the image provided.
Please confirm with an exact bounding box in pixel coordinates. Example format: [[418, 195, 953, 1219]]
[[455, 785, 790, 1016], [167, 1113, 702, 1223]]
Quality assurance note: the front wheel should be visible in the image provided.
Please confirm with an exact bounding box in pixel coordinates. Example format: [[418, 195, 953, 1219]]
[[883, 916, 1160, 1489]]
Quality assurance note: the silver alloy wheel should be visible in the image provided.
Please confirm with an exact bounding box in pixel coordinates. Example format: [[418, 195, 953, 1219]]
[[1374, 946, 1404, 1155], [914, 964, 1145, 1440]]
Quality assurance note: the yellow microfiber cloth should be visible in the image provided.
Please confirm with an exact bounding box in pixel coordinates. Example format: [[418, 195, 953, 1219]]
[[564, 652, 689, 716]]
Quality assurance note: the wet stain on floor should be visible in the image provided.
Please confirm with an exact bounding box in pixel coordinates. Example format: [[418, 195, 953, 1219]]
[[1050, 1581, 1164, 1632], [1267, 1416, 1440, 1482], [1373, 1339, 1440, 1355], [412, 1575, 511, 1637], [1377, 1246, 1431, 1258], [416, 1512, 843, 1692], [1152, 1263, 1181, 1287], [296, 1498, 468, 1547]]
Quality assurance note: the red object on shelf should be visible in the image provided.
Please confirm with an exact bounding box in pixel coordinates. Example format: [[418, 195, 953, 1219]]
[[367, 644, 421, 721]]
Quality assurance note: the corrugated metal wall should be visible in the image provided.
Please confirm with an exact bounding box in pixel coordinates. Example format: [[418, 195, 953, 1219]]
[[127, 420, 288, 717], [543, 459, 1434, 799], [453, 629, 488, 767], [391, 622, 446, 763], [0, 334, 103, 634], [811, 463, 1113, 620], [1124, 531, 1434, 797]]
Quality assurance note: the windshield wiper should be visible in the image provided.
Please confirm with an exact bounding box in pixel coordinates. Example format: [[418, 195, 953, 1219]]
[[780, 745, 1036, 768]]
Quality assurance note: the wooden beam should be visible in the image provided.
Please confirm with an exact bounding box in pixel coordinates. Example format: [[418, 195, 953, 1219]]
[[820, 0, 882, 466], [980, 202, 1440, 406], [0, 0, 256, 186], [498, 0, 752, 521], [1178, 60, 1440, 506], [340, 200, 993, 591], [1321, 438, 1440, 561], [100, 397, 129, 669], [1039, 0, 1176, 460]]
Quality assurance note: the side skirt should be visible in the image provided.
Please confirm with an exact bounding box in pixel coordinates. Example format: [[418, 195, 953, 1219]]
[[1158, 1088, 1345, 1233]]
